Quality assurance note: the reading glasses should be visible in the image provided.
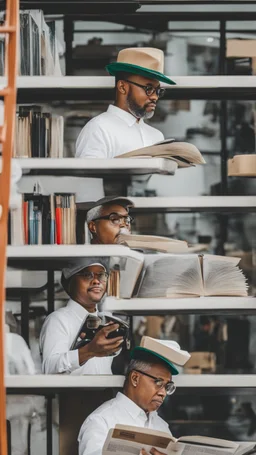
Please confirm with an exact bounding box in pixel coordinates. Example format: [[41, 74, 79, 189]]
[[133, 369, 176, 395], [76, 271, 109, 282], [124, 79, 166, 99], [92, 213, 134, 226]]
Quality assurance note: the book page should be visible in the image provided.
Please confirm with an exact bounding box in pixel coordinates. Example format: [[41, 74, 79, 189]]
[[137, 254, 204, 298], [103, 426, 173, 455], [168, 441, 238, 455], [203, 255, 248, 296], [116, 142, 205, 165]]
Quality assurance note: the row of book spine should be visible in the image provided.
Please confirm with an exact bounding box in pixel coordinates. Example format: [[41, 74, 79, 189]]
[[8, 192, 76, 245], [0, 10, 62, 76], [14, 106, 64, 158]]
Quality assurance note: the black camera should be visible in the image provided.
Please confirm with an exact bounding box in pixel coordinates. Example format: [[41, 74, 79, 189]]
[[71, 314, 129, 350]]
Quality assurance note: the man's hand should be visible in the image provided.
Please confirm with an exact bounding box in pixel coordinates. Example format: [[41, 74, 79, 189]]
[[78, 323, 124, 365], [141, 448, 167, 455]]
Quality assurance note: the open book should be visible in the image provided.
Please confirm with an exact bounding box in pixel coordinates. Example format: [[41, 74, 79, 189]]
[[136, 254, 248, 298], [118, 233, 209, 254], [140, 336, 191, 366], [103, 425, 256, 455], [115, 138, 206, 168]]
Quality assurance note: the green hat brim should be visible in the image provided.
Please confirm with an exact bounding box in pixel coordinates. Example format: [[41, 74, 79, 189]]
[[105, 62, 176, 86], [131, 346, 179, 376]]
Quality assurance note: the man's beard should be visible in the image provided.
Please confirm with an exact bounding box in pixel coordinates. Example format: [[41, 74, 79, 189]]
[[126, 93, 155, 119]]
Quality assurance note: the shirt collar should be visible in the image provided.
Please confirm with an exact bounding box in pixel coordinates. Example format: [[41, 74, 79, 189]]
[[116, 392, 157, 421], [107, 104, 143, 127], [66, 298, 98, 321]]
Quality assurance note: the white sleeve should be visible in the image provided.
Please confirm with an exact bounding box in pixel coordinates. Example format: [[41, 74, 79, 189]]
[[39, 313, 79, 374], [78, 415, 108, 455], [75, 120, 111, 158]]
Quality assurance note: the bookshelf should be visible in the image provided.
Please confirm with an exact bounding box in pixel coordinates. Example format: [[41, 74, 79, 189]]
[[104, 297, 256, 315], [5, 375, 256, 393], [16, 157, 178, 176], [128, 196, 256, 212], [4, 7, 256, 455], [6, 244, 143, 260], [1, 76, 256, 101]]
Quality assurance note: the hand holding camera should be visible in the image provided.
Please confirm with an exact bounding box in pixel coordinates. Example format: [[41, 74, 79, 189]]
[[78, 322, 124, 365]]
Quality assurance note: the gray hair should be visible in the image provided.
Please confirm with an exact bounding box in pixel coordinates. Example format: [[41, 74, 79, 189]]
[[86, 205, 104, 223], [125, 359, 152, 380]]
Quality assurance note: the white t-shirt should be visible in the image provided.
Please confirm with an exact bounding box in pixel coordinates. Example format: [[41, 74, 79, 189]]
[[78, 392, 171, 455], [39, 299, 114, 375], [76, 104, 164, 159]]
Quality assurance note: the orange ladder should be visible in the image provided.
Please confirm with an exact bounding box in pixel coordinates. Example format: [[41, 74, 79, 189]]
[[0, 0, 19, 454]]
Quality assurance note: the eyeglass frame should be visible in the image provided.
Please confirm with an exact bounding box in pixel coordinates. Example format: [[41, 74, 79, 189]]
[[92, 212, 134, 226], [123, 79, 166, 99], [133, 369, 176, 395], [76, 271, 109, 282]]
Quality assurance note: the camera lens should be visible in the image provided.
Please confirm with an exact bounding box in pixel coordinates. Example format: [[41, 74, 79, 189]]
[[86, 315, 102, 329]]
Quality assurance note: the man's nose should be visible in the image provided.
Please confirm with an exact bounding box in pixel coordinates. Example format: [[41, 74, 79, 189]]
[[157, 387, 167, 398], [149, 91, 158, 101], [119, 217, 126, 227], [91, 275, 100, 285]]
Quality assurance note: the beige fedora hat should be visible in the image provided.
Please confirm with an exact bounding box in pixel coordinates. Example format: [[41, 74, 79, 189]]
[[106, 47, 176, 85]]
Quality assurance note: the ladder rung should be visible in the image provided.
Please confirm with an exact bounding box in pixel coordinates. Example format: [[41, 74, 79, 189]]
[[0, 88, 10, 97], [0, 26, 16, 34]]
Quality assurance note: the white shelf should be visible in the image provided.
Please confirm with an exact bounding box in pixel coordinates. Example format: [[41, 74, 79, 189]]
[[2, 75, 256, 89], [17, 157, 178, 176], [5, 375, 124, 390], [5, 374, 256, 391], [104, 297, 256, 315], [6, 244, 143, 260], [129, 196, 256, 212]]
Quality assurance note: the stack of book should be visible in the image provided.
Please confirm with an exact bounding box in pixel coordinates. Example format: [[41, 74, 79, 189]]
[[8, 189, 76, 245], [14, 106, 64, 158], [0, 10, 62, 76]]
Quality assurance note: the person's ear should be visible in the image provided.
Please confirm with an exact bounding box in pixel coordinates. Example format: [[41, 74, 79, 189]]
[[88, 221, 97, 235], [117, 80, 127, 95], [130, 371, 140, 388]]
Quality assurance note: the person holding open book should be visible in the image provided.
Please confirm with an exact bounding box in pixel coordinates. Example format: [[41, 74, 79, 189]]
[[78, 338, 190, 455], [76, 47, 175, 159], [39, 257, 124, 375]]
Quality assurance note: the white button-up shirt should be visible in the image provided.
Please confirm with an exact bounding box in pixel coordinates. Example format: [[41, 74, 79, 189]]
[[76, 104, 164, 159], [78, 391, 171, 455], [39, 299, 113, 375]]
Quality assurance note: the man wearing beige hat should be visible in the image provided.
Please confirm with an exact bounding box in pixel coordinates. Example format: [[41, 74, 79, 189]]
[[76, 47, 175, 158]]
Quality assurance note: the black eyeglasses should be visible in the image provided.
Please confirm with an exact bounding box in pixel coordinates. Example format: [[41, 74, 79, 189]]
[[92, 213, 134, 226], [76, 271, 109, 282], [133, 369, 176, 395], [124, 79, 166, 99]]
